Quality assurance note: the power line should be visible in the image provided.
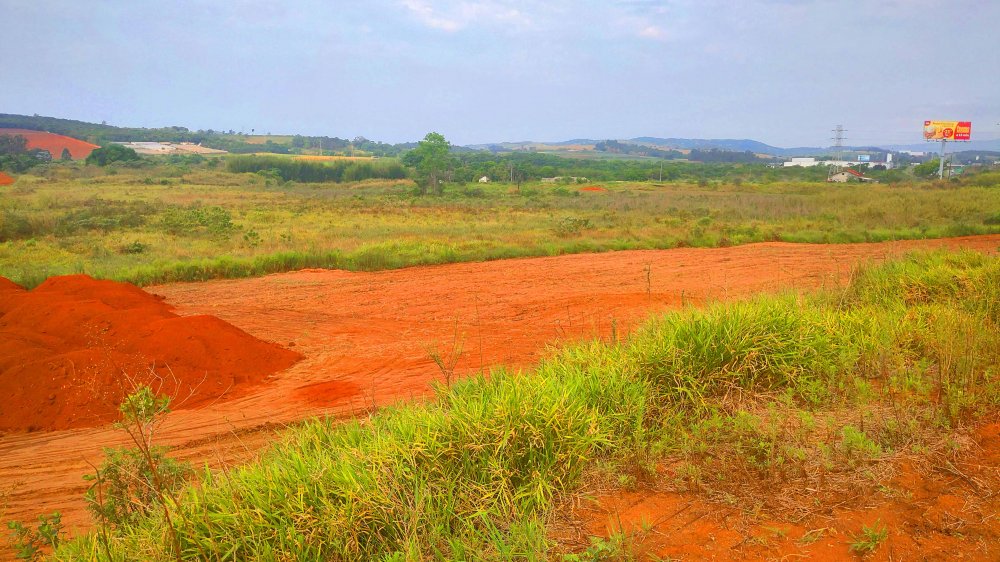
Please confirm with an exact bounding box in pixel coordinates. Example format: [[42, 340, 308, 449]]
[[829, 125, 847, 179]]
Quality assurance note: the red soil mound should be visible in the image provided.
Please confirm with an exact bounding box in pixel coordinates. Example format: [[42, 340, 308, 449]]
[[0, 172, 13, 185], [0, 128, 100, 160], [579, 185, 607, 192], [0, 275, 301, 432]]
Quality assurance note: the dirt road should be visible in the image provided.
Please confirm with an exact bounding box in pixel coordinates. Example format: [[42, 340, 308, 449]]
[[2, 236, 998, 540]]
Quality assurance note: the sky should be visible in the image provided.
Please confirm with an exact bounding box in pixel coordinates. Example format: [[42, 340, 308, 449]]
[[2, 0, 998, 147]]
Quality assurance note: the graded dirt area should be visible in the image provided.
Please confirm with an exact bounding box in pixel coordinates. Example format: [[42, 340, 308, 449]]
[[1, 235, 999, 555]]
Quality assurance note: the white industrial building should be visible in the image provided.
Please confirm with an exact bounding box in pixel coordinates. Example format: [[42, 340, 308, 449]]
[[784, 154, 893, 169]]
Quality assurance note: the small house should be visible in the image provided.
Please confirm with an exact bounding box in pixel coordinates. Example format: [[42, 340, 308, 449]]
[[828, 169, 877, 183]]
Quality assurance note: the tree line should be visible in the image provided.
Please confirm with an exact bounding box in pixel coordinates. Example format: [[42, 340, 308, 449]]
[[226, 155, 407, 183]]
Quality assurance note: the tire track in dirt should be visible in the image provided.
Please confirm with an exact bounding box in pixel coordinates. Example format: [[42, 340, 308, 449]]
[[2, 236, 998, 541]]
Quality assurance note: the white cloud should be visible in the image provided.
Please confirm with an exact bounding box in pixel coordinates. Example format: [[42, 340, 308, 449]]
[[637, 25, 667, 39], [399, 0, 531, 32]]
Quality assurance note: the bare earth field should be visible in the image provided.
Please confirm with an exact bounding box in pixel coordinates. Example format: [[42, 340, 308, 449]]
[[2, 235, 999, 558]]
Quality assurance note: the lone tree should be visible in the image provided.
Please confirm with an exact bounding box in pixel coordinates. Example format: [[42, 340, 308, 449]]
[[60, 147, 72, 161], [403, 132, 454, 195]]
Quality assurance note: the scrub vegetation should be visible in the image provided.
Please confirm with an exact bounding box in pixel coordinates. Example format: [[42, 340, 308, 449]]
[[1, 158, 998, 288], [47, 251, 1000, 560]]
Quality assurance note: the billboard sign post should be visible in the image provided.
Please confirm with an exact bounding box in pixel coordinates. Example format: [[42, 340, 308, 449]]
[[924, 120, 972, 179]]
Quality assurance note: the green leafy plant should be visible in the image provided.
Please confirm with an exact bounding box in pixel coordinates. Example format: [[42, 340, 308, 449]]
[[118, 240, 148, 255], [554, 216, 592, 237], [849, 521, 888, 555], [84, 386, 192, 559], [6, 511, 63, 561], [242, 228, 262, 248]]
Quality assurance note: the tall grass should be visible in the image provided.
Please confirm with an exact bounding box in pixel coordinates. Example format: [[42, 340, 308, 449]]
[[53, 251, 1000, 560]]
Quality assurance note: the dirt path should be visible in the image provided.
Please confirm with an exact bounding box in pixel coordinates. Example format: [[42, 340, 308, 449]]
[[2, 236, 998, 545]]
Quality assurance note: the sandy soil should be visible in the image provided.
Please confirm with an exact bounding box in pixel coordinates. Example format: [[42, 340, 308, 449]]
[[1, 235, 998, 555]]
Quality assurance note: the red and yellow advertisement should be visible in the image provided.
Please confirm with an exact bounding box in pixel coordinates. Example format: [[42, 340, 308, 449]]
[[923, 120, 972, 141]]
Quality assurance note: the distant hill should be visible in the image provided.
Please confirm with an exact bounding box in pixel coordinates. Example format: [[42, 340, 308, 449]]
[[882, 139, 1000, 153], [472, 138, 830, 157], [630, 137, 783, 154], [469, 136, 1000, 158]]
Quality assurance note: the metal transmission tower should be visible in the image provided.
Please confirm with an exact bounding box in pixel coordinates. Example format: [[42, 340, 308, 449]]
[[828, 125, 847, 180]]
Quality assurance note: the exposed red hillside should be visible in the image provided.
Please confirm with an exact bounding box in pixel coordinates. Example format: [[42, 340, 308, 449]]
[[0, 128, 100, 160], [0, 172, 13, 185], [0, 275, 302, 432]]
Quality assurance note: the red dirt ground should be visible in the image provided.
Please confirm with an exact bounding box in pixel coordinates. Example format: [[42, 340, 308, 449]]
[[0, 172, 13, 186], [1, 236, 998, 556], [0, 129, 100, 160], [579, 185, 607, 192], [0, 275, 301, 432], [564, 422, 1000, 560]]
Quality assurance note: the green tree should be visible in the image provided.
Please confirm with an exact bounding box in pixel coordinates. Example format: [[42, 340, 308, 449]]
[[85, 144, 140, 166], [403, 132, 455, 195], [914, 158, 941, 178], [60, 148, 72, 161], [0, 134, 44, 173], [0, 134, 28, 155]]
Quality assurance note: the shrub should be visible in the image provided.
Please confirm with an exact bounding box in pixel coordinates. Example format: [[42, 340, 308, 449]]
[[6, 512, 64, 561], [86, 145, 140, 166], [158, 206, 236, 238]]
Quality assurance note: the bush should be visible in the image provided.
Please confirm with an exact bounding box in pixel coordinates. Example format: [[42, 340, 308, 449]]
[[85, 446, 192, 531], [86, 144, 140, 166], [158, 206, 236, 238]]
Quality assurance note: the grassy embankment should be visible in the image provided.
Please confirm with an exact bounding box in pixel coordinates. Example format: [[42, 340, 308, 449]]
[[53, 250, 1000, 560], [1, 161, 998, 288]]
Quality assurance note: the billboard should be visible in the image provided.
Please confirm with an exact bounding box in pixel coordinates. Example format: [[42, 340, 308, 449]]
[[923, 120, 972, 141], [858, 154, 870, 162]]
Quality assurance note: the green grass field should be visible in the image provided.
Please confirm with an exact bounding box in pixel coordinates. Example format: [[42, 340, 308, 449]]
[[1, 161, 998, 288]]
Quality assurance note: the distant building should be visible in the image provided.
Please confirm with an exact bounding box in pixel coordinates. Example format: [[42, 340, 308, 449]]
[[828, 169, 877, 183], [784, 157, 823, 167], [478, 176, 490, 183], [784, 156, 885, 168]]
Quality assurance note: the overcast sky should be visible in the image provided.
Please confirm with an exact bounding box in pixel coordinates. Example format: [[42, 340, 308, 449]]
[[2, 0, 998, 146]]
